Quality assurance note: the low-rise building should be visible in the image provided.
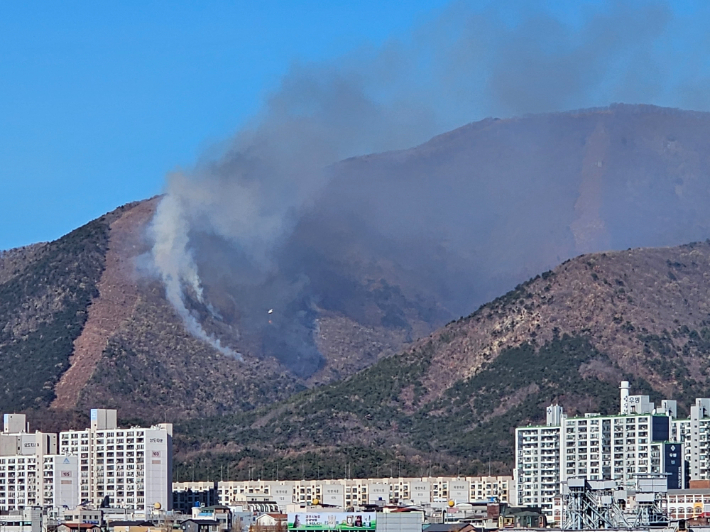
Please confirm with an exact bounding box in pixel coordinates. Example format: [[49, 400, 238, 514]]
[[181, 519, 221, 532], [182, 476, 515, 512], [106, 520, 159, 532], [667, 487, 710, 520], [57, 524, 102, 532], [191, 504, 232, 531], [0, 507, 43, 532], [173, 481, 218, 514], [253, 513, 287, 532]]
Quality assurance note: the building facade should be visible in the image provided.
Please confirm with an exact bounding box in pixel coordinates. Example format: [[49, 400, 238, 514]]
[[178, 476, 515, 511], [515, 382, 685, 517], [0, 409, 171, 514], [672, 398, 710, 480], [0, 414, 76, 512], [59, 409, 173, 514], [173, 481, 219, 514], [514, 405, 563, 513]]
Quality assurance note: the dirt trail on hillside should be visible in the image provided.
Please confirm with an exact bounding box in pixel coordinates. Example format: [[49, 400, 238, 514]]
[[51, 199, 157, 410], [570, 119, 611, 254]]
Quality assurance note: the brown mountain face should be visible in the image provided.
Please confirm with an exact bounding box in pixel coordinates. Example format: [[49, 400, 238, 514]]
[[411, 241, 710, 403], [293, 103, 710, 318], [174, 241, 710, 479], [185, 104, 710, 380], [2, 104, 710, 430], [0, 199, 425, 421]]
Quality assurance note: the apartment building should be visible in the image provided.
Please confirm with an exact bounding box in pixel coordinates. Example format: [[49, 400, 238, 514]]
[[0, 414, 78, 512], [561, 413, 677, 482], [42, 455, 79, 509], [182, 476, 514, 511], [672, 398, 710, 480], [514, 405, 563, 513], [59, 409, 173, 514], [173, 481, 218, 514], [515, 382, 685, 517]]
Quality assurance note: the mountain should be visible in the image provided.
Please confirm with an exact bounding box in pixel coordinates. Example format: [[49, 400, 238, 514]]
[[181, 103, 710, 382], [171, 240, 710, 480], [0, 200, 304, 422], [2, 104, 710, 429]]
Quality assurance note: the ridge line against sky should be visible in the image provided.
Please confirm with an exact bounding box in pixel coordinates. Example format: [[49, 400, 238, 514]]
[[2, 0, 710, 251]]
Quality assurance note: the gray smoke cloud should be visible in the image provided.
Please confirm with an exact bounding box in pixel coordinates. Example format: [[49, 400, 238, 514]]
[[149, 0, 710, 373]]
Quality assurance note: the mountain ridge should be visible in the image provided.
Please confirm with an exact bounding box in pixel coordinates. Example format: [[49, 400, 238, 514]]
[[2, 104, 710, 444], [170, 239, 710, 479]]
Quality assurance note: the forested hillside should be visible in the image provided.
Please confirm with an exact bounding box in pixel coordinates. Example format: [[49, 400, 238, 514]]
[[171, 241, 710, 480]]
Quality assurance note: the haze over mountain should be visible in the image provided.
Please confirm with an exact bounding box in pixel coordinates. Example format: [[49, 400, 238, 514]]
[[144, 0, 710, 375], [174, 238, 710, 480], [2, 104, 710, 476], [1, 105, 710, 433], [149, 104, 710, 378]]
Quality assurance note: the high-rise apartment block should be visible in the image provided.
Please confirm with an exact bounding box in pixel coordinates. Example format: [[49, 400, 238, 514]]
[[0, 408, 172, 514], [515, 382, 685, 517], [59, 409, 173, 514], [672, 398, 710, 480], [0, 414, 77, 511], [514, 406, 564, 514]]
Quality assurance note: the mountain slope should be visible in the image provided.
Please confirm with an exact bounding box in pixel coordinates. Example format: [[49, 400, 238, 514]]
[[178, 104, 710, 382], [4, 104, 710, 424], [0, 209, 117, 411], [171, 241, 710, 479]]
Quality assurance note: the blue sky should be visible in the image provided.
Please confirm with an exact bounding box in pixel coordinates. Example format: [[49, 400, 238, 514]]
[[1, 1, 708, 250], [0, 1, 451, 250]]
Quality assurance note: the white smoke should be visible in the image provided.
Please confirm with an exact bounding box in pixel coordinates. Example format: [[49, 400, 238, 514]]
[[148, 60, 439, 358], [149, 176, 241, 359], [148, 0, 710, 359]]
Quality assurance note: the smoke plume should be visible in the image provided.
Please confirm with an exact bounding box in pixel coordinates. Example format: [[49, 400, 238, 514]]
[[149, 0, 710, 374]]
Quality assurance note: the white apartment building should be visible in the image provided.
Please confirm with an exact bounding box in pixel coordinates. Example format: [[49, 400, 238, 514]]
[[515, 382, 685, 517], [561, 414, 677, 483], [0, 414, 76, 511], [42, 455, 79, 509], [515, 405, 563, 513], [59, 409, 173, 514], [182, 475, 514, 511], [672, 398, 710, 480]]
